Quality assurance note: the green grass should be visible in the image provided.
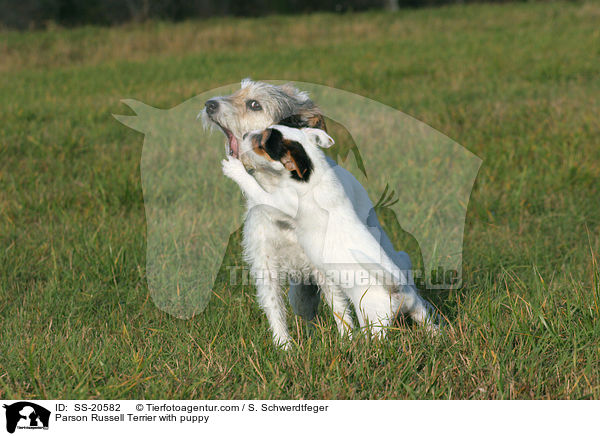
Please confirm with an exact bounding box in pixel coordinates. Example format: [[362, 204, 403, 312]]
[[1, 1, 600, 399]]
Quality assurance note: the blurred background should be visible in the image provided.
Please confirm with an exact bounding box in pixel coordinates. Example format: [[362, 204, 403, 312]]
[[2, 0, 541, 29]]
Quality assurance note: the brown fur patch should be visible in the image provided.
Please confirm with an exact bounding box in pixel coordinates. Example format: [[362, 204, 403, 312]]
[[307, 114, 327, 130], [228, 87, 251, 108], [252, 146, 270, 160], [280, 150, 300, 176], [281, 139, 310, 179]]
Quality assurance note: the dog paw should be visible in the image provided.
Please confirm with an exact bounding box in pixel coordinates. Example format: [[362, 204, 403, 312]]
[[273, 335, 293, 351], [221, 156, 247, 181], [425, 323, 441, 336]]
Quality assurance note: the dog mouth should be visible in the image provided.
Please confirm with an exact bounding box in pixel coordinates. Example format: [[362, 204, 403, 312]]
[[214, 123, 239, 158]]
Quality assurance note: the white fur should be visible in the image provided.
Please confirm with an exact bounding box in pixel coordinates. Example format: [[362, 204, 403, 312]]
[[223, 125, 438, 347]]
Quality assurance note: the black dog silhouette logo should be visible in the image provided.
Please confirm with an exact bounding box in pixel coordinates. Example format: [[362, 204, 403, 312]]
[[3, 402, 50, 433]]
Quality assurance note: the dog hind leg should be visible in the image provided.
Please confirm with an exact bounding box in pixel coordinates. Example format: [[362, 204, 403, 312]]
[[350, 286, 395, 339], [316, 273, 354, 337]]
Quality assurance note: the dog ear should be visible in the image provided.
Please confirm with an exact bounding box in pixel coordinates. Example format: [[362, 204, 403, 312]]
[[281, 150, 313, 180], [302, 128, 335, 148], [279, 111, 328, 132], [280, 152, 302, 177], [304, 113, 327, 131], [277, 84, 328, 132], [281, 141, 313, 181], [295, 106, 327, 131]]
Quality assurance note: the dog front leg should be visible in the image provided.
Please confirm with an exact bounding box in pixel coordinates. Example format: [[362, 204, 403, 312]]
[[253, 268, 292, 349], [243, 207, 292, 349], [222, 156, 282, 210]]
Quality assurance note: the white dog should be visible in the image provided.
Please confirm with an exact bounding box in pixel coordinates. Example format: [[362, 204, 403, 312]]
[[204, 80, 425, 348], [223, 125, 437, 346]]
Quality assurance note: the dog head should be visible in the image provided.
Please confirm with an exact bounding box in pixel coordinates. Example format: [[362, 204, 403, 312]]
[[239, 125, 334, 182], [201, 79, 326, 158]]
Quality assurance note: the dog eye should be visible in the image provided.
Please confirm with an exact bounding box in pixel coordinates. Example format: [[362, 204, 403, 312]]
[[246, 100, 262, 111]]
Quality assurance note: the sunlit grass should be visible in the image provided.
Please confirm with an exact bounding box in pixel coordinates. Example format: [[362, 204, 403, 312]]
[[0, 1, 599, 399]]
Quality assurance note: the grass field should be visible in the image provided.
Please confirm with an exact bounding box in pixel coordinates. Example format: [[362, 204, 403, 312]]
[[1, 1, 599, 400]]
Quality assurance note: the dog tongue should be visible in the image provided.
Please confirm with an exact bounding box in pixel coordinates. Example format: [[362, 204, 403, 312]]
[[229, 134, 239, 158]]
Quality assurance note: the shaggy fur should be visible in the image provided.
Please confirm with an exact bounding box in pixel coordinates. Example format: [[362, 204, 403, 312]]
[[201, 79, 327, 334]]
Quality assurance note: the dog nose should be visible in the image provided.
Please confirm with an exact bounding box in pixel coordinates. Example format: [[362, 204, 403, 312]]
[[205, 100, 219, 115], [243, 133, 249, 140]]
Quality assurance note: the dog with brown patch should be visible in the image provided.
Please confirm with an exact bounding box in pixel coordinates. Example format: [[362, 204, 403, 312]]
[[222, 125, 439, 343], [202, 79, 421, 348]]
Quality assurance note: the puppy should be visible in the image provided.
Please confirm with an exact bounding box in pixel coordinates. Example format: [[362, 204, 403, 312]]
[[222, 125, 438, 343]]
